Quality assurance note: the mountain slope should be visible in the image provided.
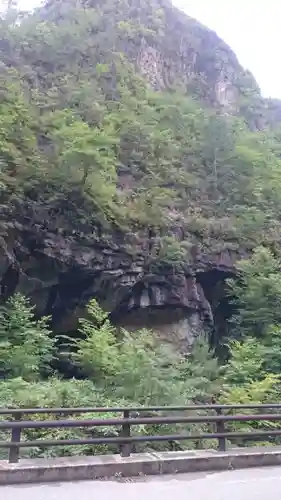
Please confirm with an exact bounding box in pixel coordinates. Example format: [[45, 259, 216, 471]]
[[1, 0, 281, 349], [38, 0, 281, 128]]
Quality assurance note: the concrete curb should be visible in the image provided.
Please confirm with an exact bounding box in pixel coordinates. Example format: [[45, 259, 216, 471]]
[[1, 448, 281, 485]]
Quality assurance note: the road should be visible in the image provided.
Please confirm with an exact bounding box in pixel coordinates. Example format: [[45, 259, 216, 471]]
[[1, 467, 281, 500]]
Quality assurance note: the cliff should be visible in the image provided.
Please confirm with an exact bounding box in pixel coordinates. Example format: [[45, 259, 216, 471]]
[[40, 0, 281, 129], [1, 0, 281, 350]]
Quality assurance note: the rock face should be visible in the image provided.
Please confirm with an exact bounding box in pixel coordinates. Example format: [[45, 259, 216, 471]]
[[41, 0, 272, 125], [1, 0, 271, 349], [1, 198, 237, 349], [136, 18, 240, 113], [124, 0, 280, 128]]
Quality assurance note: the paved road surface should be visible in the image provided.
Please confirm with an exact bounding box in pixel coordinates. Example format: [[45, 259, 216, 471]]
[[2, 467, 281, 500]]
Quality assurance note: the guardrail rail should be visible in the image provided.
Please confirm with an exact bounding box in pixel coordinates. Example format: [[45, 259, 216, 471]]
[[1, 404, 281, 463]]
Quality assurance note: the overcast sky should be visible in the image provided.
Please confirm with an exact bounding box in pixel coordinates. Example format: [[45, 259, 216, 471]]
[[174, 0, 281, 99], [2, 0, 280, 99]]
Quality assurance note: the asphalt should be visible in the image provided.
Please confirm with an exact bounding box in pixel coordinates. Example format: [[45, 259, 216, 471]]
[[2, 467, 281, 500]]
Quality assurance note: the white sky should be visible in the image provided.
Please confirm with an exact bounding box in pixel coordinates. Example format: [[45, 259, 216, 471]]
[[174, 0, 281, 99], [2, 0, 280, 99]]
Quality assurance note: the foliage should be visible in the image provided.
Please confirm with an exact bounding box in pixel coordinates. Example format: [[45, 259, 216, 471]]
[[2, 0, 281, 459], [179, 339, 221, 402], [222, 338, 267, 385], [73, 299, 120, 383], [1, 0, 281, 252], [73, 300, 219, 406], [262, 325, 281, 375], [221, 248, 281, 445], [0, 297, 221, 458], [227, 247, 281, 339], [219, 339, 281, 447], [0, 377, 130, 459], [149, 236, 193, 273], [0, 294, 54, 380]]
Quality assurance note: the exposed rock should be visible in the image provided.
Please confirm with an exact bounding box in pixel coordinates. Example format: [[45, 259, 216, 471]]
[[137, 33, 240, 113], [0, 203, 238, 349], [116, 307, 205, 352]]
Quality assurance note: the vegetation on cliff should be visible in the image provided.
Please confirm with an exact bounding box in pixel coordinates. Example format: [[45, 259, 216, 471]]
[[2, 0, 281, 457], [2, 264, 281, 458], [2, 0, 281, 257]]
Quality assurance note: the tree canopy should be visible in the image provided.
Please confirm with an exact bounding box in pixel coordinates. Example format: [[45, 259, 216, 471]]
[[2, 0, 281, 255]]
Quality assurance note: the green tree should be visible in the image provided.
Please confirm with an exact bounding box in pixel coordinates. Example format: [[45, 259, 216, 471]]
[[0, 69, 38, 185], [227, 247, 281, 339], [74, 300, 184, 405], [0, 294, 54, 380], [262, 325, 281, 374], [74, 299, 219, 406], [222, 338, 267, 385], [73, 299, 120, 383], [47, 110, 119, 220], [178, 339, 221, 402], [219, 338, 280, 447]]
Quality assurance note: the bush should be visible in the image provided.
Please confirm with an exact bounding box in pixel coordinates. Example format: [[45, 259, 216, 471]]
[[0, 297, 221, 458], [219, 338, 281, 448], [74, 300, 220, 406], [0, 377, 130, 459], [0, 294, 54, 380]]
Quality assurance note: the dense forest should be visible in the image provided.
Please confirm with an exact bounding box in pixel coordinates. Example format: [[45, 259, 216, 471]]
[[2, 0, 281, 457]]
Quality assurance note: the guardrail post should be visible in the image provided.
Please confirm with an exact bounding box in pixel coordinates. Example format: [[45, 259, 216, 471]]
[[9, 413, 22, 464], [121, 410, 131, 457], [215, 408, 226, 452]]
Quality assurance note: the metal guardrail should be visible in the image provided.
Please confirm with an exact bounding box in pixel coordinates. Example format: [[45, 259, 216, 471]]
[[1, 404, 281, 464]]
